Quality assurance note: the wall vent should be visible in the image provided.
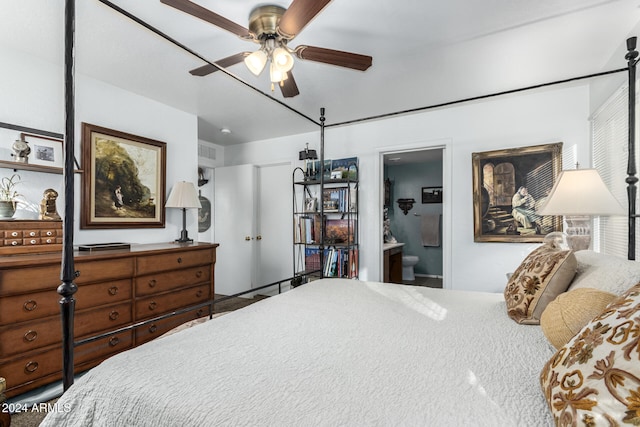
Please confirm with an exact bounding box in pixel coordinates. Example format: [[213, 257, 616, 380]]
[[198, 143, 217, 160]]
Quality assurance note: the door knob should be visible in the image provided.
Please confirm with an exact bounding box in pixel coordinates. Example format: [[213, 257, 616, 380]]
[[256, 235, 262, 240]]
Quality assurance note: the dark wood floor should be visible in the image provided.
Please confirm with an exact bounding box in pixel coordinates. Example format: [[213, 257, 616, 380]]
[[213, 293, 269, 313]]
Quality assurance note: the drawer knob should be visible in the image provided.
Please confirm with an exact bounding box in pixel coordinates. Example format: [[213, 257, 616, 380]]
[[46, 238, 53, 244], [28, 232, 36, 237], [46, 231, 53, 236], [108, 336, 120, 347], [108, 286, 118, 296], [25, 361, 39, 373], [10, 231, 18, 237], [148, 301, 157, 311], [11, 241, 18, 246], [109, 310, 120, 321], [149, 324, 158, 333], [23, 300, 37, 311], [196, 270, 203, 278], [196, 309, 204, 317], [148, 279, 157, 288], [29, 239, 37, 245], [24, 330, 38, 342], [196, 290, 203, 298], [177, 257, 183, 264]]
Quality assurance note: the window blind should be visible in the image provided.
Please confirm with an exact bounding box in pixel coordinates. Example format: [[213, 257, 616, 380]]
[[591, 83, 638, 258]]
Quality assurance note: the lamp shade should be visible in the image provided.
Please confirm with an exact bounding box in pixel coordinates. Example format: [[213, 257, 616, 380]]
[[272, 47, 294, 72], [244, 50, 268, 76], [165, 181, 202, 209], [537, 169, 624, 216]]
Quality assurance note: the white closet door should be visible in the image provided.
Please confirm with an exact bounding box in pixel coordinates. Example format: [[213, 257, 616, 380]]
[[214, 164, 257, 296], [255, 163, 293, 292]]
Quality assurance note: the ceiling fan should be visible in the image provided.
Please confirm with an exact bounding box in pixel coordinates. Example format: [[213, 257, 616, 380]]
[[160, 0, 373, 98]]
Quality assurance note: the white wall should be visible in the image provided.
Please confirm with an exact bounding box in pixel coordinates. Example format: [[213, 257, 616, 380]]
[[0, 47, 200, 245], [226, 84, 591, 293]]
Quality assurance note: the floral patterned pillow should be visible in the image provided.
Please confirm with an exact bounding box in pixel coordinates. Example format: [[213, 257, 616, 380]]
[[540, 283, 640, 425], [504, 244, 577, 324]]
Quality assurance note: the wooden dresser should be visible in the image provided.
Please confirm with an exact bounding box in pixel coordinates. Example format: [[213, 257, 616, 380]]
[[0, 242, 217, 398]]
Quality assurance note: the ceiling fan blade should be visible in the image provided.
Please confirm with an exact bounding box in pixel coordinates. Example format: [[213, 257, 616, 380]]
[[189, 52, 251, 76], [279, 72, 300, 98], [294, 45, 372, 71], [277, 0, 332, 39], [160, 0, 252, 39]]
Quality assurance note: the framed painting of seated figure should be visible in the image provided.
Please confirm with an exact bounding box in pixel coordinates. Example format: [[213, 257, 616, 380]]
[[472, 142, 563, 243]]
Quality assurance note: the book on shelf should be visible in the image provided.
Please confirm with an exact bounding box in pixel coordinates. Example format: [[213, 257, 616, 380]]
[[330, 157, 358, 181], [322, 247, 359, 278], [325, 219, 357, 244], [322, 188, 348, 212], [305, 247, 322, 272], [295, 215, 322, 244]]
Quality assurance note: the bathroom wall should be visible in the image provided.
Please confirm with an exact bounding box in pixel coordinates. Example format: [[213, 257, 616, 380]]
[[386, 154, 443, 277]]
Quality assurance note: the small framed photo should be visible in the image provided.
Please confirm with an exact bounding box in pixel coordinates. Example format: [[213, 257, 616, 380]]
[[21, 133, 64, 168], [422, 187, 443, 204]]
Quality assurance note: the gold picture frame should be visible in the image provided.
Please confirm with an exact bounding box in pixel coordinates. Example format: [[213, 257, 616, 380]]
[[81, 123, 166, 229], [472, 142, 563, 242]]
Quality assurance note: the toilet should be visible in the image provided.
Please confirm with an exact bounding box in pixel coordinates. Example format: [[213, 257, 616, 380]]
[[402, 255, 419, 281]]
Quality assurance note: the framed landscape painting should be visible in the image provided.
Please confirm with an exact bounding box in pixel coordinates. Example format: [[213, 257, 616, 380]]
[[81, 123, 166, 229], [472, 142, 563, 243]]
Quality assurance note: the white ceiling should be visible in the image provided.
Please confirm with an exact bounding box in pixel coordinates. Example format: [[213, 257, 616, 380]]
[[1, 0, 639, 146]]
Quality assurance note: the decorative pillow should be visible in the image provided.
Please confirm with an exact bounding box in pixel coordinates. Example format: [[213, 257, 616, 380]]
[[540, 283, 640, 425], [504, 244, 576, 324], [570, 250, 640, 296], [540, 288, 617, 349]]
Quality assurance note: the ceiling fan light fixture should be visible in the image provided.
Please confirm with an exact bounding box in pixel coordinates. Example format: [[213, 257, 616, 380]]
[[244, 49, 268, 76], [272, 46, 294, 72]]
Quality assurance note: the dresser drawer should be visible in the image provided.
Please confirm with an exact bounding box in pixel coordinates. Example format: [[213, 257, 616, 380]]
[[3, 230, 22, 238], [1, 330, 133, 393], [0, 302, 131, 357], [0, 279, 132, 326], [135, 307, 209, 346], [135, 284, 210, 320], [135, 266, 210, 297], [0, 264, 61, 295], [75, 302, 132, 337], [136, 248, 214, 275], [74, 258, 134, 284]]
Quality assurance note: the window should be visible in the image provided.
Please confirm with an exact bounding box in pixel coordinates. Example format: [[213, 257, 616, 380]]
[[591, 83, 638, 257]]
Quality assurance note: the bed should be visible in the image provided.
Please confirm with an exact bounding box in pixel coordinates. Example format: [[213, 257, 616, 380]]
[[42, 278, 556, 426]]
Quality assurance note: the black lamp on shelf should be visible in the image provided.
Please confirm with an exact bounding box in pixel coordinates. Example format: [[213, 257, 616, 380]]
[[165, 181, 202, 243], [299, 143, 318, 180]]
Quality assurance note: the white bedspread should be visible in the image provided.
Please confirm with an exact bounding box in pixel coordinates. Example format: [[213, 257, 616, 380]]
[[41, 279, 555, 426]]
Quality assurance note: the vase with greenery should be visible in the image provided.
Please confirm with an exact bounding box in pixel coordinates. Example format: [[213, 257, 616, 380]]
[[0, 174, 21, 218]]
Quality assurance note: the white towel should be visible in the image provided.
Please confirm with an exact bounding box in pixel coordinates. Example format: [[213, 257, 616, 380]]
[[421, 214, 441, 247]]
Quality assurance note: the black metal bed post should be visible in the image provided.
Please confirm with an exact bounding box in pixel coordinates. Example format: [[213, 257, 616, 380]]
[[627, 37, 638, 261], [58, 0, 78, 391], [319, 108, 325, 277]]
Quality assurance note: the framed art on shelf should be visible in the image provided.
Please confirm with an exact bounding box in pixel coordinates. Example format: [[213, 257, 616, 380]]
[[472, 142, 563, 243], [21, 133, 64, 168], [80, 123, 166, 229]]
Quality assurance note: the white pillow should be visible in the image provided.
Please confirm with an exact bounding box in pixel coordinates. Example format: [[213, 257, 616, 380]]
[[569, 250, 640, 295]]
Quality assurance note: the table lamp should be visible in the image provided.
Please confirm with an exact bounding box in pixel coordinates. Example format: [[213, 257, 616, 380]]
[[165, 181, 202, 243], [537, 169, 624, 251]]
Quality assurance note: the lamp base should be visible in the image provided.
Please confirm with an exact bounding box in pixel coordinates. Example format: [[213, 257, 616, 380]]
[[565, 215, 591, 251], [174, 228, 193, 244]]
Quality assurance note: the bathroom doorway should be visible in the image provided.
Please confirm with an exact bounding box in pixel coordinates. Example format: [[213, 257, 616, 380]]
[[382, 147, 445, 288]]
